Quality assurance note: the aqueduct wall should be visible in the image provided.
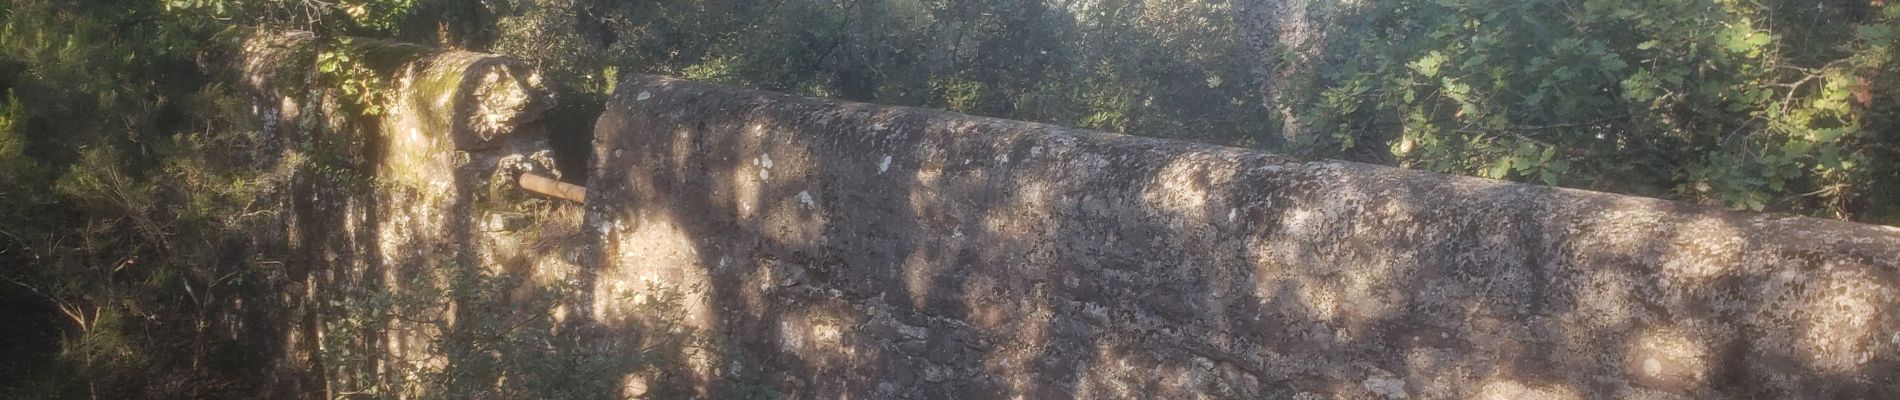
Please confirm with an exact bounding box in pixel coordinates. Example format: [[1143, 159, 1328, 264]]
[[573, 74, 1900, 399], [245, 34, 1900, 397]]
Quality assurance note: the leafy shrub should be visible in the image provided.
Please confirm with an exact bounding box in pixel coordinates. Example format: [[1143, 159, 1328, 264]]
[[1300, 0, 1900, 219], [486, 0, 1273, 145]]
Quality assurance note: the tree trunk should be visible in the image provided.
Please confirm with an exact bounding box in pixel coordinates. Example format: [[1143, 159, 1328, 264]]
[[1230, 0, 1325, 142]]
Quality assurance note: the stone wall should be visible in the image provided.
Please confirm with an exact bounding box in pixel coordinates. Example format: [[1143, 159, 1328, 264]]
[[583, 74, 1900, 399], [236, 33, 580, 397]]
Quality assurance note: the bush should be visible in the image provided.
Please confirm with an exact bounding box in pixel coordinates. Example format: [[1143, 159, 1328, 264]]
[[1298, 0, 1900, 221]]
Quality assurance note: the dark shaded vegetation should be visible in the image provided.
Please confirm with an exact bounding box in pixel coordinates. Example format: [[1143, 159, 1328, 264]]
[[0, 0, 288, 397], [1, 0, 1898, 398], [0, 0, 714, 397]]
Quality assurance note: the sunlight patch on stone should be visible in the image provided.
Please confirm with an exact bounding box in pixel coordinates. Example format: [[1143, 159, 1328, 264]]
[[1802, 267, 1891, 374]]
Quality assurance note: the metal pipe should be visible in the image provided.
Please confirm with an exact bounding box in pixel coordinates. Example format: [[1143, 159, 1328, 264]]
[[518, 173, 586, 204]]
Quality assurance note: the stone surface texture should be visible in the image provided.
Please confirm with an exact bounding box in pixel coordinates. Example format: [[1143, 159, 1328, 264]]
[[236, 33, 570, 396], [584, 74, 1900, 399], [369, 42, 564, 384]]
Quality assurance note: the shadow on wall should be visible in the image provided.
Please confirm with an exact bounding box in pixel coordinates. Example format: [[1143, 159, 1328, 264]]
[[225, 32, 719, 399], [575, 74, 1900, 399], [232, 28, 1900, 398], [544, 93, 604, 183]]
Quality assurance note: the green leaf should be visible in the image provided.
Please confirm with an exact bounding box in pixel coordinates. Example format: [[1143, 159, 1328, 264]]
[[1554, 66, 1575, 80], [1517, 141, 1540, 157], [1598, 56, 1628, 72], [1637, 40, 1661, 50], [1461, 54, 1490, 70], [1858, 25, 1895, 41], [1661, 70, 1684, 86], [1783, 140, 1812, 157], [1546, 159, 1570, 173], [1488, 157, 1514, 178], [1819, 146, 1843, 169], [1410, 51, 1447, 78], [1746, 32, 1773, 47], [1812, 127, 1849, 142]]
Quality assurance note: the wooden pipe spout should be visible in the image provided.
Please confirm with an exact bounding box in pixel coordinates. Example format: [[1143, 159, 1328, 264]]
[[518, 172, 586, 204]]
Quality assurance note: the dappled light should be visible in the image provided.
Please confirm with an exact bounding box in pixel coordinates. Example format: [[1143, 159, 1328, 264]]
[[569, 75, 1900, 398], [1624, 326, 1709, 392], [1799, 267, 1891, 374], [1474, 378, 1580, 400], [5, 0, 1900, 399], [591, 214, 710, 328]]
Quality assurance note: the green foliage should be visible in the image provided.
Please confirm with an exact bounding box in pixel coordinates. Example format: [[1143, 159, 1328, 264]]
[[486, 0, 1273, 145], [1301, 0, 1900, 218], [303, 235, 722, 399], [6, 0, 1900, 397], [0, 93, 33, 186], [0, 1, 288, 397], [162, 0, 415, 34], [317, 38, 391, 116]]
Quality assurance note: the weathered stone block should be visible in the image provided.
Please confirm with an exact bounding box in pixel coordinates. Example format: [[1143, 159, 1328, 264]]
[[587, 74, 1900, 399]]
